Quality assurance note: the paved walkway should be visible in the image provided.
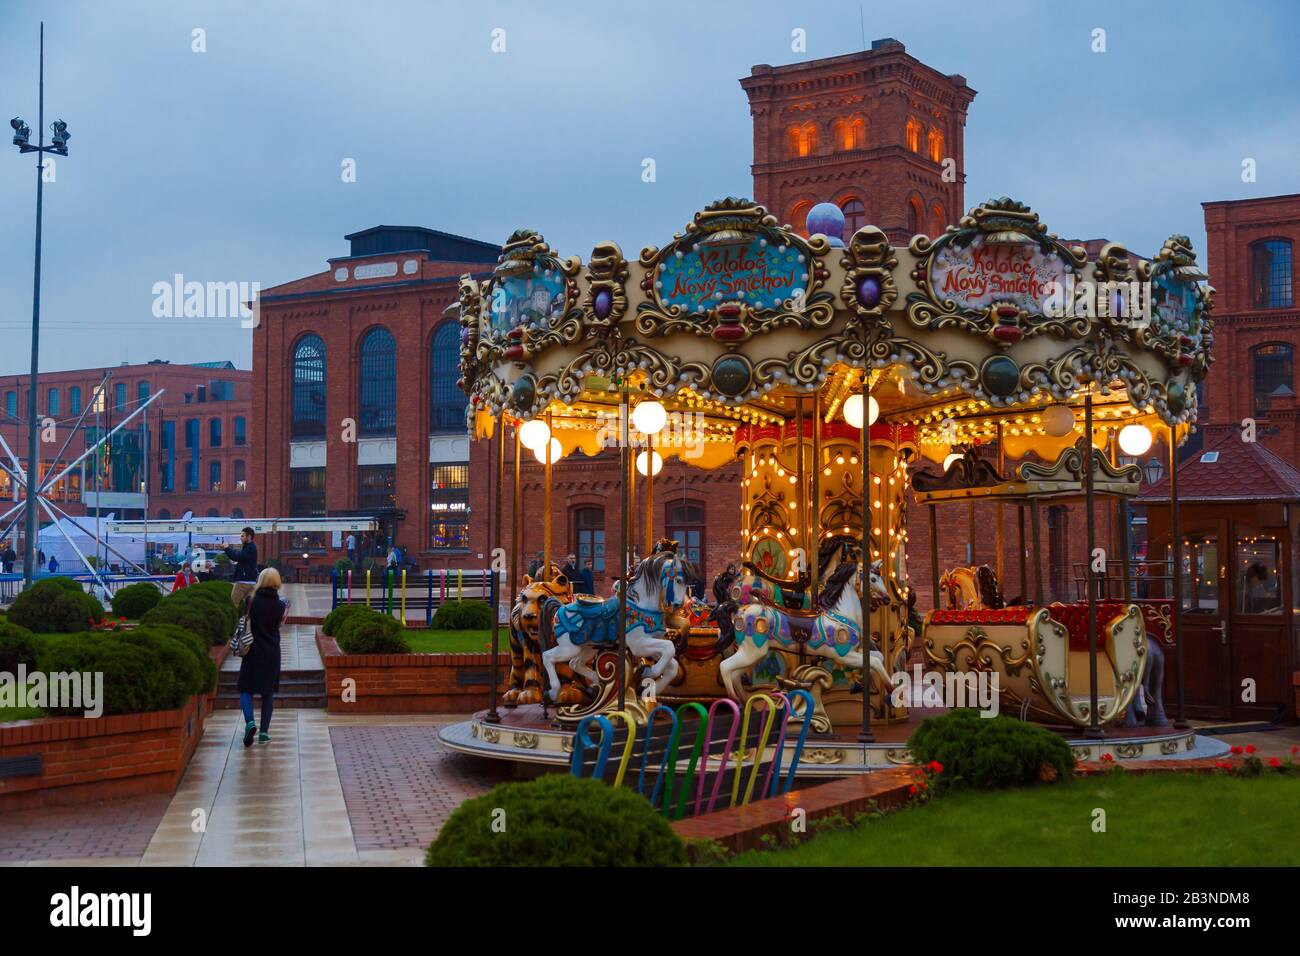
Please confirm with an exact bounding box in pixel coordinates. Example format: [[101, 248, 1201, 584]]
[[219, 623, 322, 672], [0, 712, 503, 867]]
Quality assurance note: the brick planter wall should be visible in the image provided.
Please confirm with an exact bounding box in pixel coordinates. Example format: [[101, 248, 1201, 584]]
[[0, 693, 209, 812], [317, 628, 507, 713]]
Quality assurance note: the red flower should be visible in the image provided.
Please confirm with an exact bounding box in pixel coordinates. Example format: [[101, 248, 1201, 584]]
[[908, 784, 918, 795], [927, 760, 944, 774], [1230, 745, 1243, 755], [1100, 752, 1114, 763], [1245, 744, 1257, 755], [1292, 746, 1299, 757], [1214, 761, 1232, 770], [1268, 757, 1281, 768]]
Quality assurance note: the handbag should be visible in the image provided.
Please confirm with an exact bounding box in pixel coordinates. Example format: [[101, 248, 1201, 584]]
[[229, 605, 253, 658]]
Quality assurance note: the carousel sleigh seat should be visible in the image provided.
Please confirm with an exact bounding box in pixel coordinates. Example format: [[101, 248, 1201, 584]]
[[923, 602, 1147, 727]]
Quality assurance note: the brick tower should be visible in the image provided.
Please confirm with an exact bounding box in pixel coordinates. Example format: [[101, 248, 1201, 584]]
[[741, 38, 976, 245]]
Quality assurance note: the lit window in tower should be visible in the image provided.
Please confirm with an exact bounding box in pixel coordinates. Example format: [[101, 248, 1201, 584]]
[[906, 118, 922, 153], [928, 127, 945, 163]]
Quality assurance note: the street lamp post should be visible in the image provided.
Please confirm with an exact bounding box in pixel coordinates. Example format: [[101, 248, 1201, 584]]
[[11, 22, 71, 588]]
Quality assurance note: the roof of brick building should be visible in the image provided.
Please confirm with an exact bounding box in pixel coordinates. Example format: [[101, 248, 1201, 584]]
[[1137, 429, 1300, 503]]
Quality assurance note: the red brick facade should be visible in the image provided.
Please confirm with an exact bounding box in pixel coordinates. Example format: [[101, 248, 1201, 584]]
[[0, 360, 252, 531], [742, 38, 975, 244], [1200, 193, 1300, 456]]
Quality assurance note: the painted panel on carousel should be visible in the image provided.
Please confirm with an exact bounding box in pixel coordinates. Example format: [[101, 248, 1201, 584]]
[[483, 229, 582, 365], [636, 197, 834, 344], [907, 198, 1088, 344]]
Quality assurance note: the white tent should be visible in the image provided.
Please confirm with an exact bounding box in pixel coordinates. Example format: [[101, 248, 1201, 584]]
[[36, 516, 146, 570]]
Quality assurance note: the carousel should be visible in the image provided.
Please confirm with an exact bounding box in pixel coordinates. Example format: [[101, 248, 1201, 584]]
[[438, 196, 1230, 796]]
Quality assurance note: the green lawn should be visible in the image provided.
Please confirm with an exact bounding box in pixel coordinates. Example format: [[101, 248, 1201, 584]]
[[730, 773, 1300, 866], [402, 628, 495, 653]]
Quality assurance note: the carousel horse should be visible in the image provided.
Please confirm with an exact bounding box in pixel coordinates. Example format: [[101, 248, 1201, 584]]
[[503, 568, 587, 706], [718, 561, 893, 701], [539, 549, 689, 702], [939, 565, 1005, 610]]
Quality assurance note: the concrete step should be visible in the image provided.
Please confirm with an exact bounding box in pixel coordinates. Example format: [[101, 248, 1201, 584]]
[[216, 668, 326, 709]]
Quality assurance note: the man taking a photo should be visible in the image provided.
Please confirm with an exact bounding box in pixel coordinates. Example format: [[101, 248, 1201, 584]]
[[225, 527, 260, 610]]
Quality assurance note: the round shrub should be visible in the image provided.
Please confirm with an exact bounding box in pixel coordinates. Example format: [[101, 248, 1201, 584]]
[[111, 581, 164, 619], [323, 603, 371, 637], [431, 599, 492, 631], [39, 635, 177, 716], [907, 708, 1075, 791], [182, 580, 234, 604], [7, 578, 105, 633], [140, 599, 231, 647], [126, 623, 218, 696], [426, 774, 686, 867], [0, 618, 45, 673], [335, 610, 411, 654]]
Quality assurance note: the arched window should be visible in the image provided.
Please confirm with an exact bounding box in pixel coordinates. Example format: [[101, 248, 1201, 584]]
[[431, 322, 468, 432], [4, 391, 15, 418], [787, 121, 818, 158], [70, 386, 81, 415], [905, 118, 923, 153], [1252, 239, 1293, 309], [206, 508, 220, 518], [157, 509, 171, 520], [291, 334, 327, 439], [832, 116, 866, 151], [47, 388, 59, 416], [929, 203, 946, 237], [1253, 343, 1294, 414], [209, 417, 222, 447], [666, 500, 706, 573], [234, 460, 247, 491], [908, 197, 924, 235], [840, 199, 866, 239], [231, 508, 245, 519], [209, 461, 222, 492], [573, 507, 605, 574], [358, 327, 397, 437], [234, 416, 246, 446], [927, 127, 945, 163], [788, 200, 814, 237], [114, 382, 127, 411], [137, 381, 150, 405]]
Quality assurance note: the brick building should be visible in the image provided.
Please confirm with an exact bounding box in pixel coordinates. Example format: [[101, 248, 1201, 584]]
[[741, 38, 975, 244], [251, 226, 500, 573], [1200, 193, 1300, 453], [0, 360, 253, 536]]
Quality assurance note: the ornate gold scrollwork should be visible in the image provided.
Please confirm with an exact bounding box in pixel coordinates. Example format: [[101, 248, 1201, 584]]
[[582, 240, 630, 332], [840, 226, 898, 325], [634, 197, 834, 342]]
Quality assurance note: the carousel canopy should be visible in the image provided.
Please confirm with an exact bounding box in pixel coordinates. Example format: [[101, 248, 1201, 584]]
[[455, 197, 1213, 468]]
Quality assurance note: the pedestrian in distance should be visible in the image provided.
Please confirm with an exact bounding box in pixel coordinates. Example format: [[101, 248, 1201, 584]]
[[239, 566, 286, 747]]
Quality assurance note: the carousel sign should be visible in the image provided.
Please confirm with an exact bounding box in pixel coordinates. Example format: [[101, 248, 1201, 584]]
[[930, 233, 1069, 313], [655, 237, 808, 315]]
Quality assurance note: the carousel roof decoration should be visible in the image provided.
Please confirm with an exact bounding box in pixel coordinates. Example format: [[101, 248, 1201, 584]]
[[456, 195, 1214, 467]]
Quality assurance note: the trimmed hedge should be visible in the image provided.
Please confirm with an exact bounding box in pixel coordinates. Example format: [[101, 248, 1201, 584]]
[[110, 581, 164, 619], [334, 608, 411, 654], [323, 603, 371, 637], [907, 708, 1075, 791], [426, 774, 686, 867], [140, 582, 238, 647], [431, 599, 492, 631], [38, 623, 214, 716], [0, 618, 45, 673], [7, 578, 105, 633]]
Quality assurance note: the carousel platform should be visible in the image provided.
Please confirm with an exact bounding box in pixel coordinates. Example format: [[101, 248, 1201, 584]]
[[437, 705, 1229, 777]]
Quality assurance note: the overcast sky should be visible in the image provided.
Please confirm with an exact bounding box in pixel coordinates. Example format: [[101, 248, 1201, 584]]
[[1, 0, 1297, 376]]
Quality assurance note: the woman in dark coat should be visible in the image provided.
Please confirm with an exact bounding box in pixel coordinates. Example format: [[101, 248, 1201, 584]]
[[238, 567, 286, 747]]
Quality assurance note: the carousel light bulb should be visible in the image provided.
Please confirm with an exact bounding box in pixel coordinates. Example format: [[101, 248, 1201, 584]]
[[631, 399, 667, 435], [519, 419, 551, 451], [843, 394, 864, 428], [1042, 404, 1075, 437], [1118, 423, 1154, 457], [532, 437, 563, 464], [635, 450, 663, 476]]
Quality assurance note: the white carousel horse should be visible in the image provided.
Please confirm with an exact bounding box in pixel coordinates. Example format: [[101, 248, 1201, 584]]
[[539, 550, 688, 702], [719, 561, 893, 700], [938, 565, 1004, 610]]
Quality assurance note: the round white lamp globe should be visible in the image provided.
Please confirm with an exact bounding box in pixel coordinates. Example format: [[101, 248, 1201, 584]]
[[631, 399, 667, 435], [518, 419, 551, 451], [532, 437, 563, 464], [1118, 423, 1154, 457], [1042, 404, 1075, 437], [869, 395, 879, 426], [636, 450, 664, 477], [843, 394, 864, 428]]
